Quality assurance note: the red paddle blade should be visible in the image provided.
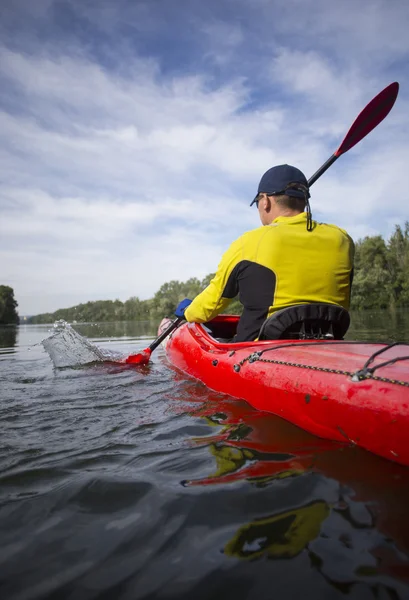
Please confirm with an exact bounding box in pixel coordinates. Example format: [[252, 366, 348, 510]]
[[335, 82, 399, 157], [124, 348, 152, 365]]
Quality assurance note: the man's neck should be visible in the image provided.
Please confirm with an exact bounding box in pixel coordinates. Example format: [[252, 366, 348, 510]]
[[266, 209, 303, 224]]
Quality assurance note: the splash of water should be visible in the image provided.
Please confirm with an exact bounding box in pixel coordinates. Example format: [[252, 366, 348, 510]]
[[42, 320, 123, 368]]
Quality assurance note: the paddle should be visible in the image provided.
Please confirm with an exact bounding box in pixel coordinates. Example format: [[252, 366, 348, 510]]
[[125, 82, 399, 366], [124, 316, 183, 364], [308, 81, 399, 186]]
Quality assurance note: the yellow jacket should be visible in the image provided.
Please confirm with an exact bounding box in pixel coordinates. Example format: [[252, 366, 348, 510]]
[[184, 212, 354, 342]]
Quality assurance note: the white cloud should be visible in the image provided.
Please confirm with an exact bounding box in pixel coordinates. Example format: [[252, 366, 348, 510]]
[[271, 49, 364, 128]]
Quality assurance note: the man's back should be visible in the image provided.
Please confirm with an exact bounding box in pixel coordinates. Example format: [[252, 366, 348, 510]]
[[240, 212, 354, 313], [184, 212, 354, 342]]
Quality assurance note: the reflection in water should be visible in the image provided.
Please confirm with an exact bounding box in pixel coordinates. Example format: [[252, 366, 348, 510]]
[[0, 326, 17, 351], [348, 308, 409, 342], [224, 494, 409, 592], [73, 319, 159, 339], [208, 443, 252, 478], [224, 502, 330, 560], [192, 441, 302, 486], [169, 379, 409, 589], [183, 402, 338, 487]]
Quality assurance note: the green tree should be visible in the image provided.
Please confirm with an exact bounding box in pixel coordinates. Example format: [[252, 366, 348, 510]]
[[0, 286, 19, 324], [150, 277, 206, 319], [387, 222, 409, 306], [350, 235, 391, 309], [350, 222, 409, 310]]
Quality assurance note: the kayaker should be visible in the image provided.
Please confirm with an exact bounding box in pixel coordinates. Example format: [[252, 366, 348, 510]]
[[176, 164, 354, 342]]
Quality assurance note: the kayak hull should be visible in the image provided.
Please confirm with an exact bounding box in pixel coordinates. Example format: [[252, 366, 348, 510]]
[[159, 315, 409, 467]]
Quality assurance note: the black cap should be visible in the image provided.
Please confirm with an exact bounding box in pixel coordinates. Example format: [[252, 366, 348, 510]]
[[250, 164, 310, 206]]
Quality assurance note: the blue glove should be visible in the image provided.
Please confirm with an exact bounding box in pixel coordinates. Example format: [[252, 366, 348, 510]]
[[175, 298, 192, 318]]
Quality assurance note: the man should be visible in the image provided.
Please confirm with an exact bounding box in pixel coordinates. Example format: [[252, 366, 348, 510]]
[[179, 164, 354, 342]]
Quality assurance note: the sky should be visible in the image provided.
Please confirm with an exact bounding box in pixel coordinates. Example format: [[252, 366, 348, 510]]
[[1, 0, 408, 316]]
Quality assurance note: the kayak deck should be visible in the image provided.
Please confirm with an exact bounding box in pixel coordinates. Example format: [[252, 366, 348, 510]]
[[160, 315, 409, 467]]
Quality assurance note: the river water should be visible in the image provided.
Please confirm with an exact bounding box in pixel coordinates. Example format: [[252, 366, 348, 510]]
[[1, 310, 409, 599]]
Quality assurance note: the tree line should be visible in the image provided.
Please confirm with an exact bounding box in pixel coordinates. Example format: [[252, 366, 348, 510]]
[[22, 221, 409, 324], [26, 274, 240, 324]]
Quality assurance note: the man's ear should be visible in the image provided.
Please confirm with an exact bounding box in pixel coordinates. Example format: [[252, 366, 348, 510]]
[[264, 195, 272, 212]]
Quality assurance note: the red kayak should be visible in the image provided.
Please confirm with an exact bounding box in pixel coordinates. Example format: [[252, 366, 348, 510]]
[[159, 314, 409, 467]]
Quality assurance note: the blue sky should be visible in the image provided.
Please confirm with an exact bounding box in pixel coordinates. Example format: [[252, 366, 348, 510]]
[[1, 0, 408, 315]]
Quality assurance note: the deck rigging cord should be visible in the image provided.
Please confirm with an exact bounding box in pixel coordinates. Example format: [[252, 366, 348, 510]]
[[233, 341, 409, 388]]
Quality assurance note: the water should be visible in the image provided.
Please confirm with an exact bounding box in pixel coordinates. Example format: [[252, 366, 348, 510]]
[[1, 311, 409, 599]]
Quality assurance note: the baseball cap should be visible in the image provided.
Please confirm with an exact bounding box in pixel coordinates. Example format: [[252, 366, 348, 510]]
[[250, 164, 310, 206]]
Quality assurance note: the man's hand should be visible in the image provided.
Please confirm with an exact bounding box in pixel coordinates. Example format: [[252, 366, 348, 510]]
[[175, 298, 192, 318]]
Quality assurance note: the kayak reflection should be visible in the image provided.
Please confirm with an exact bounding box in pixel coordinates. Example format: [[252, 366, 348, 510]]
[[168, 375, 409, 567], [223, 501, 330, 560], [184, 405, 341, 487], [222, 499, 409, 591], [179, 388, 409, 585]]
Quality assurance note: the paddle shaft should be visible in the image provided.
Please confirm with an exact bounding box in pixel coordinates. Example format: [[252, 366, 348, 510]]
[[148, 316, 183, 353], [308, 154, 338, 187]]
